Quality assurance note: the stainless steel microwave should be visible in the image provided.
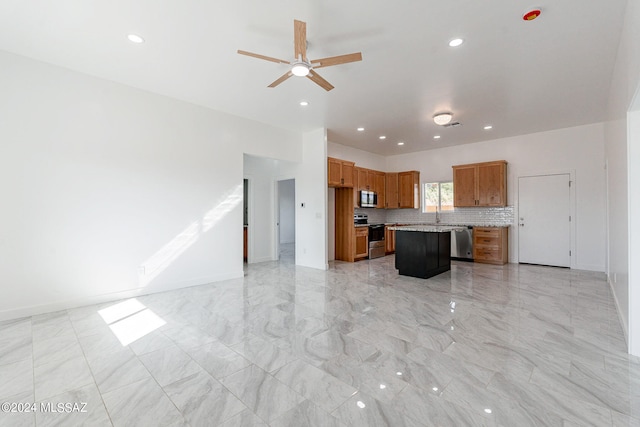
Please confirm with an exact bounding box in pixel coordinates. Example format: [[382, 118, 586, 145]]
[[359, 190, 378, 208]]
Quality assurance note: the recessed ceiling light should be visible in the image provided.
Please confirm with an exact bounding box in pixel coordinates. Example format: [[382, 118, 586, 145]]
[[484, 409, 493, 414], [127, 34, 145, 44], [449, 38, 464, 47], [299, 101, 309, 106], [379, 135, 386, 140], [484, 125, 493, 130], [357, 127, 365, 132], [397, 142, 405, 146], [433, 135, 441, 140]]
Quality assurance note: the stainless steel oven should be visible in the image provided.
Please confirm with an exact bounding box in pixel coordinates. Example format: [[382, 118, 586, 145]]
[[368, 224, 385, 259]]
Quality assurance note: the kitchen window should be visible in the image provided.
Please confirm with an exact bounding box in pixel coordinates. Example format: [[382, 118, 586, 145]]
[[423, 182, 454, 213]]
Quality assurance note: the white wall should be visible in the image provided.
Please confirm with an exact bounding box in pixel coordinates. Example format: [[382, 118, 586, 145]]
[[296, 129, 328, 270], [385, 124, 607, 271], [328, 142, 386, 171], [0, 51, 311, 321], [628, 108, 640, 356], [278, 180, 295, 244], [605, 118, 629, 338], [605, 0, 640, 355]]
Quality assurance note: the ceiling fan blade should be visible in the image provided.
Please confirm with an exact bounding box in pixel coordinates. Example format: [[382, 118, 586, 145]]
[[237, 50, 290, 64], [294, 20, 307, 61], [311, 52, 362, 69], [307, 71, 334, 91], [268, 72, 293, 88]]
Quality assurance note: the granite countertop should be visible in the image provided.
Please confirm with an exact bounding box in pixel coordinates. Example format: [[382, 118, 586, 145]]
[[357, 223, 510, 229], [389, 222, 510, 228], [389, 225, 467, 233]]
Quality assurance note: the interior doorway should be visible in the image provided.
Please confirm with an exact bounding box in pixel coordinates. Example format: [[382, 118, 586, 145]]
[[518, 173, 571, 267], [277, 179, 295, 262], [243, 178, 248, 263]]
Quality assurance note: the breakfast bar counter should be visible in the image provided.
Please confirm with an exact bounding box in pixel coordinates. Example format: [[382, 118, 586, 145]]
[[389, 225, 465, 279]]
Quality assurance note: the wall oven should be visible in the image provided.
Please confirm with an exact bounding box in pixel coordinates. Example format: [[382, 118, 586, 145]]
[[368, 224, 385, 259]]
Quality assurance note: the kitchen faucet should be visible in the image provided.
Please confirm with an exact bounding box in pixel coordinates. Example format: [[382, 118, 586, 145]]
[[435, 210, 441, 223]]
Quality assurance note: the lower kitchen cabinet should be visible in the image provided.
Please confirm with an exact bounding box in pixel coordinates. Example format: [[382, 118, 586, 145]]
[[355, 227, 369, 260], [473, 226, 508, 264], [385, 225, 396, 254]]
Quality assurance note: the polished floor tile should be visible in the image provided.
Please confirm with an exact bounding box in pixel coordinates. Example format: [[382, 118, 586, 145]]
[[163, 371, 246, 426], [221, 364, 305, 422], [0, 249, 638, 426], [101, 377, 186, 427]]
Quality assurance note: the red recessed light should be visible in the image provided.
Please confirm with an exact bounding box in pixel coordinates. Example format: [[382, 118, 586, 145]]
[[523, 9, 541, 21]]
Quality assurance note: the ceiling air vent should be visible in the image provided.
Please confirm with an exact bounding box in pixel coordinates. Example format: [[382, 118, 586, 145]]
[[443, 122, 461, 128]]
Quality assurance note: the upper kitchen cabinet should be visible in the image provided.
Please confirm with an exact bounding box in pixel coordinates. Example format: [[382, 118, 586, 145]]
[[398, 171, 420, 209], [453, 160, 507, 207], [374, 171, 386, 208], [328, 157, 355, 188], [355, 167, 370, 191], [385, 173, 399, 208], [354, 167, 386, 208]]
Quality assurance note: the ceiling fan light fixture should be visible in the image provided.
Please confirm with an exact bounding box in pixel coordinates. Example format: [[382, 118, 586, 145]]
[[291, 62, 310, 77], [433, 113, 453, 126]]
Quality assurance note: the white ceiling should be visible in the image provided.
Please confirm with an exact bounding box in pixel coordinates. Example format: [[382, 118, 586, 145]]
[[0, 0, 628, 155]]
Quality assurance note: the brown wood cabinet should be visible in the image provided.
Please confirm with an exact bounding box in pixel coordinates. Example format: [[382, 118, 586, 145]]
[[452, 161, 507, 207], [353, 167, 386, 208], [355, 227, 369, 259], [355, 167, 382, 192], [473, 226, 508, 265], [243, 226, 248, 261], [385, 173, 399, 208], [328, 157, 355, 188], [356, 167, 371, 191], [374, 171, 386, 208], [385, 225, 396, 254], [335, 188, 356, 262], [398, 171, 420, 209]]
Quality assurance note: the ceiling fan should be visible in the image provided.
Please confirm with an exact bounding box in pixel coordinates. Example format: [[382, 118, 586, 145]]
[[237, 19, 362, 91]]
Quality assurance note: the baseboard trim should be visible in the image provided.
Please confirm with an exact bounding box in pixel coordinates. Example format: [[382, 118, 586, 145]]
[[608, 276, 630, 349], [573, 263, 606, 272], [0, 271, 244, 322]]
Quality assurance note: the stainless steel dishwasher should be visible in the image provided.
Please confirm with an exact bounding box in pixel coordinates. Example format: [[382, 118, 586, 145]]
[[451, 226, 474, 260]]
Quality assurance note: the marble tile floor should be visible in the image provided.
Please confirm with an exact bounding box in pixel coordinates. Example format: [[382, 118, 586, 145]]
[[1, 253, 639, 426]]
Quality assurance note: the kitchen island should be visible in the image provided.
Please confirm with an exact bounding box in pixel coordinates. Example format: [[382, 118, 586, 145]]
[[389, 225, 465, 279]]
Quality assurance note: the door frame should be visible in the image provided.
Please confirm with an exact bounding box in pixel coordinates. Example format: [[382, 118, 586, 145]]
[[243, 175, 253, 264], [274, 175, 296, 261], [516, 169, 576, 269]]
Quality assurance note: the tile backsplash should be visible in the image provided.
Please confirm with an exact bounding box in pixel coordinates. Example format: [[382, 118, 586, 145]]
[[356, 206, 514, 226]]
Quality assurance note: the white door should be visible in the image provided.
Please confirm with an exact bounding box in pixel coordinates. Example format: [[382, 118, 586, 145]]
[[518, 174, 571, 267]]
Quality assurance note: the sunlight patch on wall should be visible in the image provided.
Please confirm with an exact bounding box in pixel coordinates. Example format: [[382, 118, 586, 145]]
[[139, 184, 243, 286]]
